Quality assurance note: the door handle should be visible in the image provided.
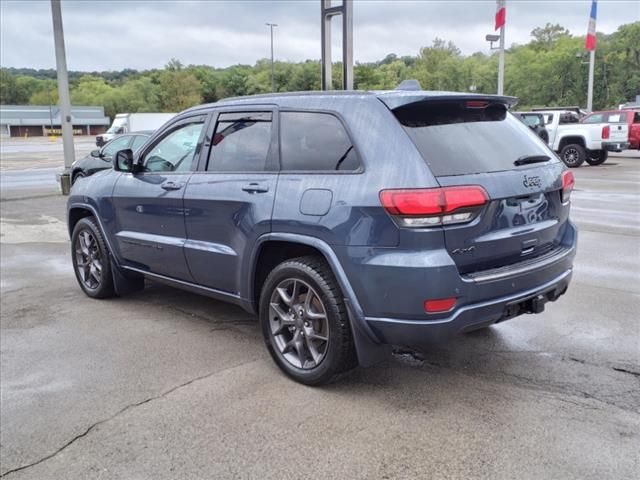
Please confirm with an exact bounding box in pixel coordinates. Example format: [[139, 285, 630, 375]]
[[161, 181, 183, 191], [241, 182, 269, 194]]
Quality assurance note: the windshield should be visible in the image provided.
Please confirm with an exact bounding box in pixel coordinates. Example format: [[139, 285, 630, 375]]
[[107, 118, 126, 134], [395, 102, 556, 177]]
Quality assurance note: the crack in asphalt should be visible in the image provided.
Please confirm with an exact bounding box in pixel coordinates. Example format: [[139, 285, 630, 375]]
[[0, 359, 260, 478], [391, 347, 639, 415], [613, 367, 640, 377]]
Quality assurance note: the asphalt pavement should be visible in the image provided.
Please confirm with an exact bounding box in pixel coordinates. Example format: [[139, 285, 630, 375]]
[[0, 143, 639, 479]]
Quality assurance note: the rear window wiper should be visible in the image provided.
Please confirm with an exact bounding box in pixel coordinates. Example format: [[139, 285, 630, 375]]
[[514, 154, 550, 166]]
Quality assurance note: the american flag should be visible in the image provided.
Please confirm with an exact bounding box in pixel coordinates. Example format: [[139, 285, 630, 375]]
[[585, 0, 597, 51], [495, 0, 506, 31]]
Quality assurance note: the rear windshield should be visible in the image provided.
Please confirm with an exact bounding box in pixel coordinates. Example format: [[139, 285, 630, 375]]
[[394, 102, 556, 177]]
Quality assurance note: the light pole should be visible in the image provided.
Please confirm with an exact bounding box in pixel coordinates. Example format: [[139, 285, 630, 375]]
[[485, 34, 502, 95], [265, 23, 277, 92], [51, 0, 75, 194]]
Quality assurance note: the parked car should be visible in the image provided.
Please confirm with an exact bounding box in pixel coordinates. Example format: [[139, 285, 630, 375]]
[[96, 113, 174, 146], [581, 109, 640, 150], [72, 132, 151, 184], [68, 91, 577, 385], [535, 109, 629, 167], [513, 112, 549, 144]]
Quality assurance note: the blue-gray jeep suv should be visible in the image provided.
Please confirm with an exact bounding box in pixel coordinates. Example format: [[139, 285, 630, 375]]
[[67, 90, 577, 385]]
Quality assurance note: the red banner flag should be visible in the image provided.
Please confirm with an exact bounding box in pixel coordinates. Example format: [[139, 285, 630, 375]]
[[495, 0, 506, 30]]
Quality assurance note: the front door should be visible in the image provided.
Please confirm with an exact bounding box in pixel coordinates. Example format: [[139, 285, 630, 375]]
[[183, 109, 278, 295], [111, 115, 208, 280]]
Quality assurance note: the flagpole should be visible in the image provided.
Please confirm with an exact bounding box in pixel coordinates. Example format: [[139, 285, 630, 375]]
[[498, 24, 505, 95], [587, 49, 595, 112], [585, 0, 597, 112]]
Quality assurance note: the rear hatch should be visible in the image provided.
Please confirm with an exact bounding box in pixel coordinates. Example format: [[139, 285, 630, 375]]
[[384, 96, 571, 276], [603, 112, 630, 144]]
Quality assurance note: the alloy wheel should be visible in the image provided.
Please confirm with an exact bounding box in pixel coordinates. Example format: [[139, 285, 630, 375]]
[[269, 278, 329, 369], [74, 230, 102, 289], [564, 148, 578, 164]]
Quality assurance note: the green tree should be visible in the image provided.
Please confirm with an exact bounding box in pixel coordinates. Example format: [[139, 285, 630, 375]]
[[0, 69, 19, 104], [157, 69, 202, 111]]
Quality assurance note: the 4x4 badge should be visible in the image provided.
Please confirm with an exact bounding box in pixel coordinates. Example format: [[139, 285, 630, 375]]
[[523, 175, 541, 188]]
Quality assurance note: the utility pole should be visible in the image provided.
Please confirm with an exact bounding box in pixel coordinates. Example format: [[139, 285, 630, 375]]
[[265, 23, 277, 93], [51, 0, 75, 194]]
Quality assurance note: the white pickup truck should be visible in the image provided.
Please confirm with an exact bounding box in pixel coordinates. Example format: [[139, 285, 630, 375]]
[[535, 110, 629, 167]]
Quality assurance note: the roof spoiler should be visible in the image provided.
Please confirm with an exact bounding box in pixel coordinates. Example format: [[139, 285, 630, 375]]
[[379, 93, 518, 110]]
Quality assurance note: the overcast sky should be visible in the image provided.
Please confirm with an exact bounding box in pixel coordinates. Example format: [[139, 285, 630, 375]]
[[1, 0, 638, 71]]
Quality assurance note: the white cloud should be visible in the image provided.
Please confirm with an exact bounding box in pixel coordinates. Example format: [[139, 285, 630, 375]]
[[1, 0, 638, 71]]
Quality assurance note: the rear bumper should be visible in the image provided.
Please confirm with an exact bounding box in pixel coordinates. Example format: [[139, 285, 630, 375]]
[[365, 268, 572, 346], [603, 141, 629, 152], [334, 221, 577, 346]]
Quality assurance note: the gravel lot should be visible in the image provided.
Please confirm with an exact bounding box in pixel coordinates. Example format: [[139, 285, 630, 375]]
[[1, 140, 639, 479]]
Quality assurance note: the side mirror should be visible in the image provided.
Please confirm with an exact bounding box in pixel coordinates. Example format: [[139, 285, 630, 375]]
[[90, 149, 102, 158], [114, 149, 135, 173]]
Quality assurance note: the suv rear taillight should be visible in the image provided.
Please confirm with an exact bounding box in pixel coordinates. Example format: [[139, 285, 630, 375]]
[[561, 171, 574, 203], [602, 125, 610, 139], [379, 186, 488, 227]]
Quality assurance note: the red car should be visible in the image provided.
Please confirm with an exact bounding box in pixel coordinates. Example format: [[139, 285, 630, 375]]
[[581, 109, 640, 149]]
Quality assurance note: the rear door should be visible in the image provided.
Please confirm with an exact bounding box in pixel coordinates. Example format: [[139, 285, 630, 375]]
[[392, 100, 569, 275], [183, 108, 278, 294]]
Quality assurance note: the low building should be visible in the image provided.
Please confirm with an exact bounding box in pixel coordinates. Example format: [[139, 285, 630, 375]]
[[0, 105, 110, 137]]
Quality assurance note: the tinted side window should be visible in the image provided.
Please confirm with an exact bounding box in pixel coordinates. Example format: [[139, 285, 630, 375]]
[[207, 112, 272, 172], [280, 112, 361, 171], [634, 112, 640, 124], [143, 121, 204, 173]]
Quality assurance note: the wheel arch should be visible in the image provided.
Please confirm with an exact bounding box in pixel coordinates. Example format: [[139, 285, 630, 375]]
[[558, 136, 586, 151], [247, 233, 389, 366], [68, 206, 94, 238]]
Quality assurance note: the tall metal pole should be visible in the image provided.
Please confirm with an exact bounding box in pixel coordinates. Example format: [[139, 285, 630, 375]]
[[266, 23, 277, 93], [321, 0, 353, 91], [497, 23, 505, 95], [51, 0, 75, 193], [587, 49, 595, 112], [342, 0, 353, 90]]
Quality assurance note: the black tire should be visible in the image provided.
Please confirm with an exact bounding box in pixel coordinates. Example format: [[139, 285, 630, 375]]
[[71, 171, 86, 185], [560, 144, 586, 168], [71, 216, 115, 299], [259, 256, 357, 386], [585, 150, 608, 166]]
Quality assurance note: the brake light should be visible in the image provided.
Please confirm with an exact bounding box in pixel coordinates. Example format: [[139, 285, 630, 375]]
[[380, 186, 488, 227], [602, 125, 610, 139], [424, 297, 457, 313], [561, 170, 574, 203], [466, 100, 489, 108]]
